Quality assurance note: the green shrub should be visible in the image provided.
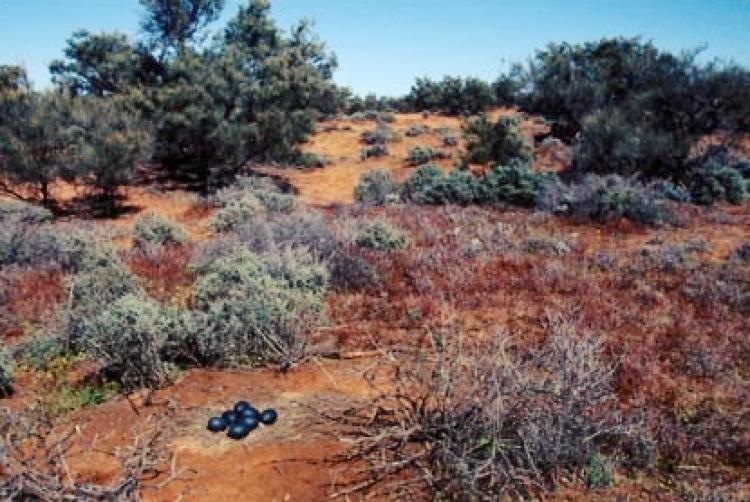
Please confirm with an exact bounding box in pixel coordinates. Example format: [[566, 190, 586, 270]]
[[650, 180, 692, 203], [378, 111, 396, 123], [360, 144, 389, 160], [407, 146, 448, 166], [133, 212, 186, 248], [0, 347, 14, 395], [355, 221, 409, 251], [0, 199, 53, 224], [0, 221, 120, 272], [188, 247, 327, 366], [361, 125, 401, 145], [572, 109, 689, 180], [730, 243, 750, 263], [587, 452, 614, 489], [548, 175, 674, 226], [294, 151, 328, 168], [427, 169, 480, 205], [688, 160, 747, 206], [210, 193, 265, 233], [67, 260, 143, 347], [405, 124, 428, 137], [77, 294, 181, 391], [460, 114, 532, 167], [442, 134, 458, 147], [354, 168, 398, 206], [476, 162, 552, 207], [401, 165, 444, 202]]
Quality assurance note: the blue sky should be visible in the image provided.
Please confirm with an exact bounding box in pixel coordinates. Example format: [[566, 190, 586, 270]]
[[1, 0, 748, 96]]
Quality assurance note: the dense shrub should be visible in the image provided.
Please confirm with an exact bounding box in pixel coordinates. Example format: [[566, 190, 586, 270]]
[[405, 124, 428, 137], [360, 144, 389, 160], [233, 210, 337, 259], [475, 162, 552, 207], [460, 114, 532, 167], [407, 146, 448, 166], [544, 175, 674, 225], [67, 260, 143, 346], [188, 247, 327, 366], [0, 217, 121, 273], [688, 162, 747, 205], [401, 162, 550, 208], [521, 37, 750, 184], [0, 347, 13, 395], [133, 212, 186, 249], [77, 294, 180, 391], [0, 199, 53, 224], [442, 134, 458, 147], [361, 125, 401, 145], [210, 193, 265, 233], [685, 149, 749, 206], [355, 221, 409, 251], [354, 168, 398, 206], [400, 165, 444, 203], [730, 243, 750, 263], [413, 168, 480, 205], [406, 76, 495, 115], [294, 151, 328, 168], [572, 108, 690, 180]]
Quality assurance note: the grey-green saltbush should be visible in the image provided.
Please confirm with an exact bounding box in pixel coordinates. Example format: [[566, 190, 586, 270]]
[[360, 144, 389, 160], [400, 162, 550, 207], [188, 247, 327, 366], [133, 212, 186, 248], [689, 161, 747, 206], [0, 199, 53, 224], [210, 193, 265, 233], [356, 221, 409, 251], [354, 168, 398, 206], [78, 294, 180, 391], [407, 146, 442, 166], [0, 347, 14, 395], [67, 258, 143, 348], [546, 175, 674, 226]]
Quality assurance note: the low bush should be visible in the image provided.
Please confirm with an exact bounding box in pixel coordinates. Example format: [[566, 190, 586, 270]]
[[354, 168, 398, 206], [0, 199, 53, 224], [545, 175, 675, 226], [188, 247, 327, 366], [460, 114, 532, 167], [328, 246, 380, 291], [400, 165, 444, 203], [406, 146, 449, 166], [133, 213, 186, 249], [442, 134, 458, 147], [294, 151, 328, 169], [730, 243, 750, 262], [400, 162, 551, 207], [475, 162, 552, 207], [405, 124, 428, 137], [77, 294, 182, 391], [688, 160, 747, 206], [361, 125, 401, 145], [0, 347, 13, 395], [355, 221, 409, 251], [0, 220, 121, 273], [66, 259, 143, 347], [234, 210, 337, 259], [210, 193, 265, 233], [360, 144, 389, 160]]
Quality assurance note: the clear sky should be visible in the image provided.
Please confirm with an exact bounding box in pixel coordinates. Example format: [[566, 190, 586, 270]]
[[1, 0, 748, 96]]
